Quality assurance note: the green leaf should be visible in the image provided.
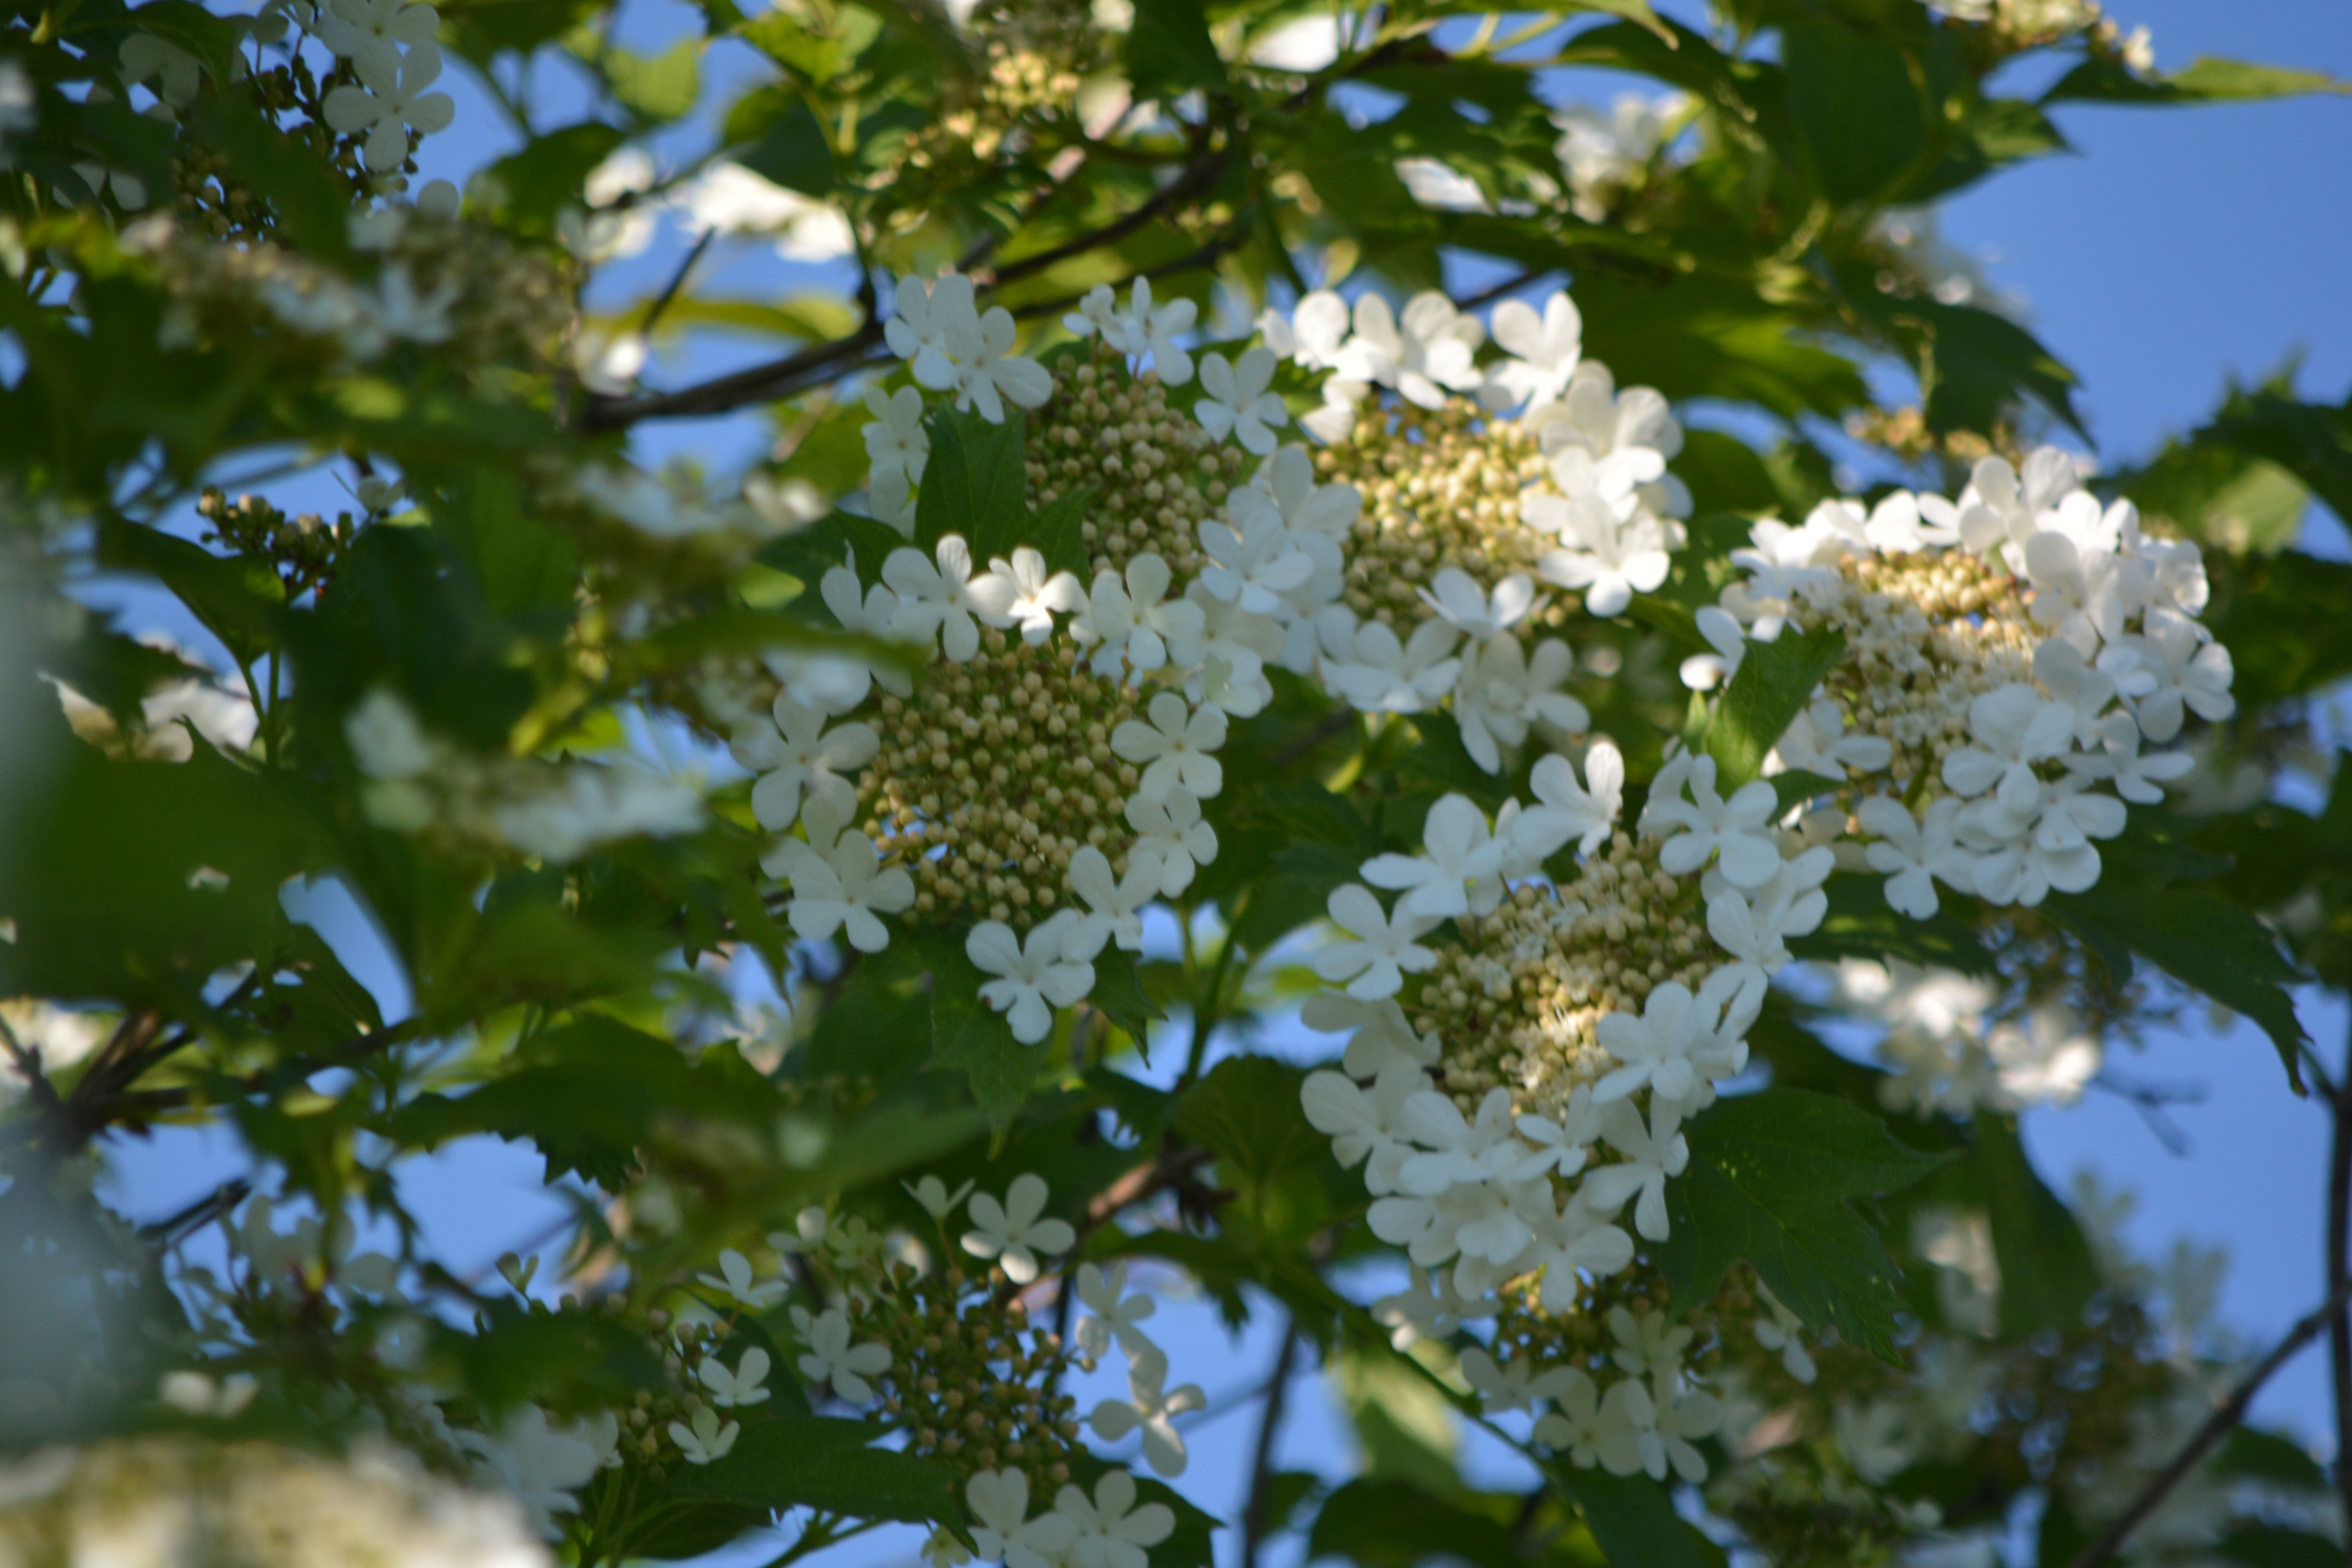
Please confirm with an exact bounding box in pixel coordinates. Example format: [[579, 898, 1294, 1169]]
[[1782, 23, 1925, 203], [1660, 1089, 1952, 1361], [916, 408, 1029, 558], [1701, 627, 1845, 786], [1972, 1115, 2100, 1338], [1330, 1343, 1460, 1494], [1550, 1465, 1722, 1568], [1844, 279, 2085, 438], [479, 122, 627, 240], [671, 1417, 967, 1526], [735, 93, 836, 195], [1123, 0, 1227, 103], [441, 1303, 667, 1411], [2211, 1427, 2331, 1492], [1174, 1055, 1348, 1247], [1788, 874, 1996, 977], [1306, 1478, 1529, 1568], [1027, 485, 1093, 579], [2216, 1524, 2347, 1568], [185, 96, 355, 267], [1088, 946, 1164, 1046], [2043, 55, 2348, 107], [2045, 879, 2310, 1093], [605, 37, 702, 123], [1768, 770, 1843, 815], [1229, 841, 1360, 956], [928, 942, 1037, 1133]]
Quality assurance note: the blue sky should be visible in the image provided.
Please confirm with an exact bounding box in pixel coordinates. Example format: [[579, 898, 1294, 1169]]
[[74, 0, 2352, 1558]]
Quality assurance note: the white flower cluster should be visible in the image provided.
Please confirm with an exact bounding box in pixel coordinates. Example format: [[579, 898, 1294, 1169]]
[[1249, 286, 1687, 770], [346, 688, 707, 862], [1700, 447, 2232, 913], [1550, 93, 1685, 223], [1296, 739, 1839, 1483], [1838, 959, 2103, 1116], [932, 1468, 1174, 1568]]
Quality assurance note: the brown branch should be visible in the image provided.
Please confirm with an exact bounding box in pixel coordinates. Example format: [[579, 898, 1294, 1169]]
[[579, 318, 889, 432], [2064, 1274, 2352, 1568], [980, 140, 1229, 290], [1240, 1318, 1301, 1568]]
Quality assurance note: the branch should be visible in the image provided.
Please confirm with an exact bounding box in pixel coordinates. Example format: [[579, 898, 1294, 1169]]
[[1240, 1318, 1301, 1568], [0, 1011, 64, 1116], [2331, 1048, 2352, 1540], [981, 140, 1228, 290], [2064, 1274, 2352, 1568]]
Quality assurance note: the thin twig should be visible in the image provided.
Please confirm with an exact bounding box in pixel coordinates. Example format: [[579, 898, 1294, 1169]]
[[1240, 1318, 1301, 1568], [1455, 266, 1553, 312], [984, 141, 1229, 290], [2065, 1274, 2352, 1568], [638, 229, 716, 339], [2331, 1037, 2352, 1542], [141, 1176, 254, 1245], [0, 1011, 64, 1114]]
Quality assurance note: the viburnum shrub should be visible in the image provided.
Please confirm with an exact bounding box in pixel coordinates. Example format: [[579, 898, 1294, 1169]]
[[3, 0, 2351, 1566]]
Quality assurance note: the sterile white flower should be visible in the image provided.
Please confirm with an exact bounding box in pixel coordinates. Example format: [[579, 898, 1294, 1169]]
[[2105, 606, 2234, 742], [1522, 741, 1624, 857], [2066, 712, 2195, 804], [967, 913, 1100, 1045], [969, 1469, 1077, 1568], [1768, 699, 1892, 780], [696, 1247, 786, 1309], [1076, 552, 1207, 677], [969, 547, 1086, 645], [1593, 980, 1723, 1106], [945, 300, 1053, 423], [1344, 291, 1485, 409], [1417, 568, 1541, 641], [1321, 613, 1461, 713], [1454, 634, 1587, 774], [1648, 753, 1781, 889], [1113, 277, 1197, 387], [792, 1306, 891, 1404], [1361, 793, 1506, 920], [1302, 1062, 1426, 1194], [1074, 1260, 1160, 1365], [1942, 683, 2076, 814], [664, 1405, 739, 1466], [1112, 690, 1227, 801], [1195, 347, 1288, 454], [1088, 1363, 1205, 1479], [314, 0, 439, 79], [697, 1348, 772, 1408], [736, 697, 877, 831], [885, 537, 986, 662], [767, 819, 915, 953], [887, 272, 977, 389], [1068, 844, 1157, 953], [1484, 292, 1583, 412], [1532, 488, 1673, 618], [1125, 789, 1218, 895], [960, 1172, 1077, 1284], [460, 1404, 615, 1533], [1198, 507, 1316, 616], [1053, 1469, 1178, 1568], [904, 1174, 975, 1221], [1313, 884, 1442, 1000], [863, 384, 931, 486], [321, 40, 455, 173]]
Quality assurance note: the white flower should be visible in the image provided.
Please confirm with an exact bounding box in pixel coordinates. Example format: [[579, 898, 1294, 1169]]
[[887, 272, 976, 389], [1593, 979, 1731, 1107], [1987, 1004, 2102, 1107], [1957, 447, 2079, 555], [1125, 788, 1218, 895], [321, 41, 456, 173], [697, 1348, 772, 1408], [1250, 443, 1361, 542], [1942, 683, 2075, 814], [460, 1404, 612, 1533], [1535, 363, 1684, 505], [969, 546, 1085, 645], [1857, 796, 1978, 920], [1267, 291, 1354, 373], [967, 913, 1100, 1046], [735, 697, 876, 831], [969, 1469, 1077, 1568], [1075, 552, 1207, 677], [1530, 488, 1672, 618], [792, 1306, 891, 1404], [1833, 1400, 1920, 1486], [1967, 781, 2123, 906], [1607, 1306, 1693, 1383], [1512, 1086, 1601, 1181], [668, 1408, 741, 1467], [1454, 634, 1587, 774], [1484, 292, 1583, 412], [1648, 753, 1780, 889], [767, 818, 915, 953], [945, 300, 1053, 423], [1195, 348, 1288, 454], [2031, 637, 2119, 748], [1650, 1376, 1722, 1483], [2065, 712, 2194, 804], [961, 1172, 1077, 1283], [1362, 793, 1506, 920], [1521, 742, 1623, 858], [1068, 844, 1157, 953], [1321, 612, 1461, 713], [1113, 276, 1198, 387], [1769, 699, 1891, 780], [696, 1247, 787, 1309], [1112, 690, 1227, 801], [1582, 1101, 1689, 1243], [1089, 1363, 1205, 1479], [1312, 884, 1441, 1000], [1301, 1062, 1425, 1194], [314, 0, 439, 77], [863, 385, 931, 486], [157, 1370, 261, 1417], [1063, 283, 1122, 341], [1753, 1285, 1816, 1383], [1075, 1260, 1160, 1365], [1198, 507, 1316, 615], [1344, 292, 1486, 409], [884, 537, 985, 662], [1461, 1348, 1549, 1415], [120, 31, 206, 106], [2105, 606, 2234, 742], [1303, 993, 1442, 1077], [1417, 569, 1541, 642], [1053, 1469, 1178, 1568], [904, 1175, 974, 1221], [1534, 1373, 1654, 1477]]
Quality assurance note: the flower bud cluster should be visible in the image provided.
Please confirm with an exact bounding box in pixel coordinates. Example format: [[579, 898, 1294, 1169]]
[[1027, 342, 1238, 582]]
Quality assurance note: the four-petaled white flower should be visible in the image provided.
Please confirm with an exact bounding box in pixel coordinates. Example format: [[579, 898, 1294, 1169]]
[[1581, 1099, 1690, 1241], [321, 40, 456, 173], [767, 814, 915, 953], [884, 537, 985, 662], [666, 1404, 740, 1465], [967, 912, 1101, 1045], [1110, 277, 1198, 387], [1112, 690, 1227, 802], [1454, 634, 1586, 774], [1086, 1368, 1206, 1482], [314, 0, 440, 78], [1942, 683, 2076, 815], [1076, 553, 1207, 677], [1417, 568, 1541, 641], [1648, 753, 1780, 888], [696, 1247, 786, 1309], [887, 272, 975, 388], [1857, 795, 1978, 920], [1195, 347, 1289, 454], [1484, 291, 1583, 411], [969, 1469, 1076, 1568], [904, 1174, 975, 1221], [1312, 884, 1441, 1000], [1523, 742, 1623, 858], [697, 1347, 772, 1408], [1321, 612, 1462, 713], [1362, 793, 1505, 920], [1125, 788, 1218, 895], [969, 546, 1085, 645], [1074, 1259, 1161, 1365], [1198, 507, 1316, 616], [1068, 844, 1158, 953], [1593, 979, 1728, 1107], [961, 1172, 1078, 1284], [792, 1305, 892, 1404], [862, 384, 931, 486], [1532, 488, 1672, 618], [736, 696, 877, 832]]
